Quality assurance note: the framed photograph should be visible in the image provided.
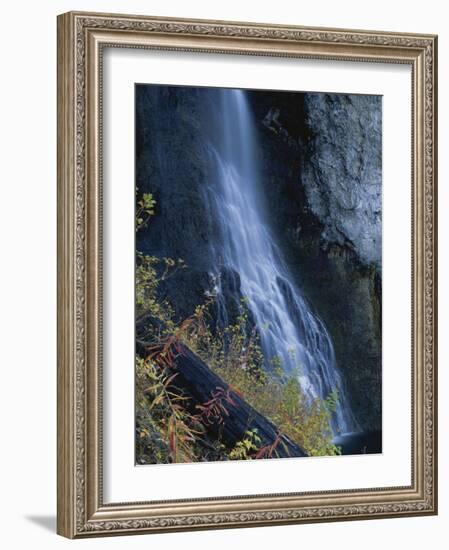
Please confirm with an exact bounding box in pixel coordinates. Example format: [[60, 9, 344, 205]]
[[57, 11, 438, 538]]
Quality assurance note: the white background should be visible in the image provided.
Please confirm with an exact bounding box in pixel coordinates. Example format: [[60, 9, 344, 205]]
[[104, 50, 411, 502], [0, 0, 446, 548]]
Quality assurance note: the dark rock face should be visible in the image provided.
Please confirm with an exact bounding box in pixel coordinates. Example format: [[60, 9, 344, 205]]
[[251, 92, 382, 432], [302, 94, 382, 268], [136, 85, 382, 433], [136, 85, 219, 319]]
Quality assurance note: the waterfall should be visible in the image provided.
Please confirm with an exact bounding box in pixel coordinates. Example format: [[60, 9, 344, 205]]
[[204, 88, 356, 435]]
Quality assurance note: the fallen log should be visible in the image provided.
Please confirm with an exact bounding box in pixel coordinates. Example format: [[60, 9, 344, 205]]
[[136, 318, 307, 459]]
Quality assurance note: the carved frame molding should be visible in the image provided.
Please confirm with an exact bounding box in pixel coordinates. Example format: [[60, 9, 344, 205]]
[[57, 11, 437, 538]]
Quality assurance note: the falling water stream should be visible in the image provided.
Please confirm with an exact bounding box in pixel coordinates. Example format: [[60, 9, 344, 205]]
[[204, 89, 356, 435]]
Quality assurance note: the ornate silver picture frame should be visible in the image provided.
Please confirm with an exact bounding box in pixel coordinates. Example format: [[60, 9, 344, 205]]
[[57, 11, 437, 538]]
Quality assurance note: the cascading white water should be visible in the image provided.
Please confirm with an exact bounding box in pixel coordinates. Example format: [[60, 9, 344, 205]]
[[205, 88, 356, 434]]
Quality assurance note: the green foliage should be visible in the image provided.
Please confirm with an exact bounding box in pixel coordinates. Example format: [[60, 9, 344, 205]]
[[136, 356, 227, 464], [136, 189, 156, 231], [136, 252, 185, 323], [135, 187, 341, 463], [181, 302, 341, 457], [229, 429, 262, 460], [271, 378, 341, 457]]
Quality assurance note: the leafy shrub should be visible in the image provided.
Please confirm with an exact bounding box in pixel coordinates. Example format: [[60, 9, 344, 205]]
[[179, 302, 340, 457], [135, 189, 341, 463]]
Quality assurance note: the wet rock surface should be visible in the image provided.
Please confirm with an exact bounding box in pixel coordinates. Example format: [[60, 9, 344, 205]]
[[302, 94, 382, 268], [136, 85, 219, 319], [252, 91, 382, 431]]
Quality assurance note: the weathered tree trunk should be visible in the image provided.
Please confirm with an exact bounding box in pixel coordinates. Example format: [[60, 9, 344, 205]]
[[136, 317, 307, 459]]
